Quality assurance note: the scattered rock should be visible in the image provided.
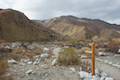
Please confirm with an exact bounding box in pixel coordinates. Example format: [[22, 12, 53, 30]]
[[101, 72, 107, 77], [40, 53, 49, 62], [27, 61, 33, 65], [51, 59, 57, 66], [79, 71, 89, 79], [105, 77, 114, 80], [44, 47, 49, 51], [8, 59, 17, 64], [53, 47, 62, 57], [25, 70, 33, 75], [100, 76, 106, 80], [69, 67, 76, 72], [41, 53, 49, 58]]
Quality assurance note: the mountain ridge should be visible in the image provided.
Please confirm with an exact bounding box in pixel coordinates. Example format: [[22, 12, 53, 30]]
[[0, 9, 63, 42], [39, 15, 120, 41]]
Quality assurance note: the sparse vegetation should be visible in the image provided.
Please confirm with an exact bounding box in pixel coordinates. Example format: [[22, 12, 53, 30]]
[[58, 48, 81, 66], [8, 48, 40, 61], [68, 39, 80, 45], [0, 58, 8, 75], [107, 39, 120, 53]]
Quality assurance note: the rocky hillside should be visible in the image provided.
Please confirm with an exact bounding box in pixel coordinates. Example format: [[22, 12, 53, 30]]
[[0, 9, 62, 42], [42, 15, 120, 41]]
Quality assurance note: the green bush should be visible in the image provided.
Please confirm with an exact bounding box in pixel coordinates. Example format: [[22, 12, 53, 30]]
[[58, 48, 81, 66]]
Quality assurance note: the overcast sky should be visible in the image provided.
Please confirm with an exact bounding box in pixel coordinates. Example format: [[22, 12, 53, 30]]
[[0, 0, 120, 24]]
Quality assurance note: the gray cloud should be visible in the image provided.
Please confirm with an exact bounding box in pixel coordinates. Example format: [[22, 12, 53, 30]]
[[0, 0, 120, 24]]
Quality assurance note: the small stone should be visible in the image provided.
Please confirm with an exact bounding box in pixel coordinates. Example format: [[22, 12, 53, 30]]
[[101, 72, 107, 77], [69, 67, 76, 72], [8, 59, 17, 64], [100, 76, 106, 80], [51, 59, 57, 66], [27, 61, 33, 65], [41, 54, 49, 58], [43, 47, 49, 52], [105, 77, 114, 80], [78, 71, 89, 78], [25, 70, 33, 75]]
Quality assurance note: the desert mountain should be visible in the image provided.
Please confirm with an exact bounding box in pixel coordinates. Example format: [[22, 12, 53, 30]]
[[0, 9, 62, 42], [42, 15, 120, 41]]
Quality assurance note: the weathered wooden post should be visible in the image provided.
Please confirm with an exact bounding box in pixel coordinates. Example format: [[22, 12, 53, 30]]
[[91, 42, 95, 76], [86, 48, 89, 79]]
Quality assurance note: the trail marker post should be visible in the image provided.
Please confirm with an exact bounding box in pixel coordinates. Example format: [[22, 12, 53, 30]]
[[91, 42, 95, 76]]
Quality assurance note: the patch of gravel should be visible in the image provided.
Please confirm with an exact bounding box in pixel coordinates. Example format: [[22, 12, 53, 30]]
[[9, 63, 81, 80]]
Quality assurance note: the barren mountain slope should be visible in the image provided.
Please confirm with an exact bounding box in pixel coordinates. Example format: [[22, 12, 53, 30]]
[[0, 9, 62, 42], [42, 15, 120, 41]]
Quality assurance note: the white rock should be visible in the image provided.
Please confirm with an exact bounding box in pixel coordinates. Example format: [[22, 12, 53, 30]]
[[21, 59, 30, 63], [79, 71, 89, 78], [98, 52, 106, 56], [101, 72, 107, 77], [105, 77, 114, 80], [118, 49, 120, 53], [108, 62, 112, 65], [95, 69, 100, 74], [8, 59, 17, 64], [11, 42, 21, 48], [104, 60, 109, 63], [53, 47, 62, 57], [27, 45, 35, 50], [27, 61, 33, 65], [43, 47, 49, 52], [112, 64, 120, 68], [4, 45, 10, 49], [25, 70, 33, 75], [33, 58, 41, 65], [41, 53, 49, 58], [51, 59, 57, 66], [70, 67, 76, 72], [19, 62, 25, 66], [100, 76, 106, 80], [80, 74, 99, 80]]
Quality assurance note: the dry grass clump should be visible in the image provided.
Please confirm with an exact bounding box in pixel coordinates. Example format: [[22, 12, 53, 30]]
[[33, 48, 43, 55], [8, 48, 43, 61], [0, 59, 8, 75], [58, 48, 81, 66], [0, 59, 13, 80]]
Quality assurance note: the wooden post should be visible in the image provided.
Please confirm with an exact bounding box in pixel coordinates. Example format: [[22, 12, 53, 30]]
[[86, 48, 89, 79], [86, 48, 89, 73], [92, 42, 95, 76]]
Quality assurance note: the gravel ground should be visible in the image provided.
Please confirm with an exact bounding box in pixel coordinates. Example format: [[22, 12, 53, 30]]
[[9, 62, 81, 80], [99, 55, 120, 65], [96, 59, 120, 80]]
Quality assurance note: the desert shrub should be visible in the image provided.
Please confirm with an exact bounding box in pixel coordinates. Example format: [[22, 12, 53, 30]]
[[0, 59, 8, 75], [0, 75, 13, 80], [0, 58, 13, 80], [9, 53, 23, 61], [33, 48, 43, 55], [8, 48, 39, 61], [58, 48, 81, 66], [68, 39, 80, 45], [107, 39, 120, 53]]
